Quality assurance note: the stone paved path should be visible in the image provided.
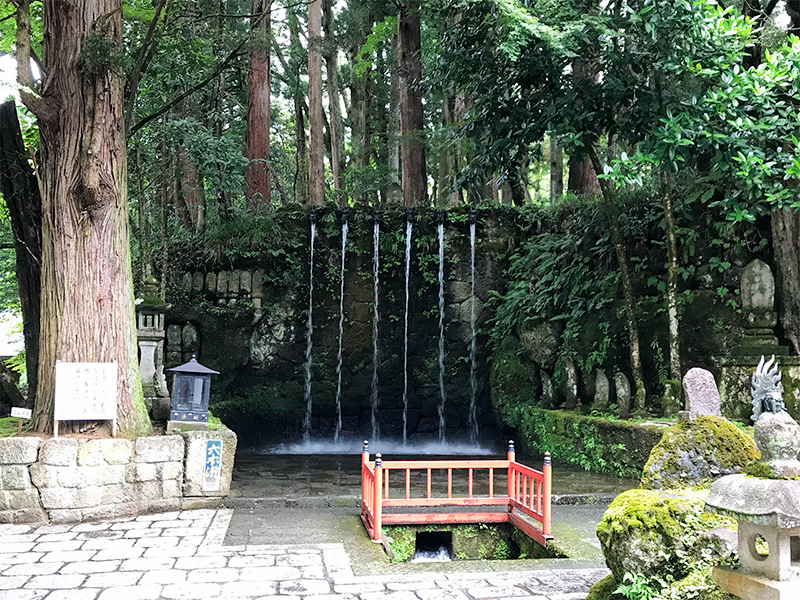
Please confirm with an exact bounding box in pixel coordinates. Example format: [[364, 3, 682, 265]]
[[0, 509, 608, 600]]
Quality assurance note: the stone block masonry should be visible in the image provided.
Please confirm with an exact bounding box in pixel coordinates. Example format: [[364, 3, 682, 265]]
[[0, 426, 237, 525]]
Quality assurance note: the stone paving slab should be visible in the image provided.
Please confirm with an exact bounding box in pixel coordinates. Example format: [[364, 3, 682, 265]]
[[0, 509, 608, 599]]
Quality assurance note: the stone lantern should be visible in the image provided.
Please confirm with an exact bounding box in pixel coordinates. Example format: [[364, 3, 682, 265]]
[[166, 355, 219, 432], [136, 275, 171, 420], [706, 355, 800, 599]]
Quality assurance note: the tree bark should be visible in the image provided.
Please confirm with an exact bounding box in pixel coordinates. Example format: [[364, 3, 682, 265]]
[[587, 145, 647, 413], [549, 134, 563, 203], [246, 0, 272, 204], [322, 0, 343, 191], [0, 101, 41, 406], [567, 154, 600, 196], [24, 0, 151, 435], [307, 0, 325, 206], [398, 0, 427, 207], [772, 208, 800, 354], [388, 34, 401, 187]]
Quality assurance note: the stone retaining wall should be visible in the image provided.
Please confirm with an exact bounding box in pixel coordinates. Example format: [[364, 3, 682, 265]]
[[0, 428, 236, 525]]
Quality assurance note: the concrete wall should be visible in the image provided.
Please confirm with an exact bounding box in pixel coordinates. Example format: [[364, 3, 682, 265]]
[[0, 428, 236, 525]]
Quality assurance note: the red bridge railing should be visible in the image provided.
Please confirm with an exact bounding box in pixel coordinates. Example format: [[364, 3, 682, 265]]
[[360, 440, 552, 547]]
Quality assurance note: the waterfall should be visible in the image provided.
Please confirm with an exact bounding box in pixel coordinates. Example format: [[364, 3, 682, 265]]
[[402, 211, 413, 444], [302, 213, 317, 442], [370, 213, 380, 441], [436, 214, 447, 443], [469, 212, 479, 442], [334, 211, 349, 443]]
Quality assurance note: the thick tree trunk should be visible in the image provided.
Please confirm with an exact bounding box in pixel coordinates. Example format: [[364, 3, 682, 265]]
[[398, 0, 427, 207], [323, 0, 342, 191], [587, 146, 647, 413], [772, 208, 800, 354], [177, 147, 205, 232], [0, 101, 41, 405], [567, 154, 600, 196], [27, 1, 151, 435], [246, 0, 271, 204], [388, 35, 401, 187], [549, 134, 563, 203], [307, 0, 325, 206]]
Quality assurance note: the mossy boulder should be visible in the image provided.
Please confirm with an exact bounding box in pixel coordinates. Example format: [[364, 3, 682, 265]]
[[640, 416, 759, 490], [596, 488, 735, 581]]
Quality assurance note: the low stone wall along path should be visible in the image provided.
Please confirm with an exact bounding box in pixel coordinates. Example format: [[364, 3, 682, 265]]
[[0, 508, 608, 600]]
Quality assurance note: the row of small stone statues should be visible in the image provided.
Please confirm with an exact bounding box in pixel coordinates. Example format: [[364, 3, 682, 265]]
[[181, 270, 264, 308], [555, 359, 637, 417]]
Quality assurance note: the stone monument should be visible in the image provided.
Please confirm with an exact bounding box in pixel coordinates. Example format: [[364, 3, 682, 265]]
[[592, 369, 610, 412], [682, 367, 722, 421], [563, 358, 578, 410], [734, 260, 787, 357], [706, 355, 800, 599], [614, 372, 631, 418]]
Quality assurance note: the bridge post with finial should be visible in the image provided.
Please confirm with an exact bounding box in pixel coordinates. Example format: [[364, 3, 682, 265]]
[[361, 441, 369, 510], [543, 452, 552, 536], [374, 453, 383, 541], [507, 440, 516, 504]]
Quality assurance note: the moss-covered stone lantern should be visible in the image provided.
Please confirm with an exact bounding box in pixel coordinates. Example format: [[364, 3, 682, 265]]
[[167, 355, 219, 432]]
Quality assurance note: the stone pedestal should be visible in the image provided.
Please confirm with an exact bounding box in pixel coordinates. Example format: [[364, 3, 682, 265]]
[[181, 426, 237, 498]]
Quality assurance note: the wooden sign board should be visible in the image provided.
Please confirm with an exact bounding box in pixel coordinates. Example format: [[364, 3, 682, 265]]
[[54, 362, 117, 437]]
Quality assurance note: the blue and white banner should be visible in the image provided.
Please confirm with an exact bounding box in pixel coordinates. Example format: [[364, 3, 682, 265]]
[[203, 440, 223, 491]]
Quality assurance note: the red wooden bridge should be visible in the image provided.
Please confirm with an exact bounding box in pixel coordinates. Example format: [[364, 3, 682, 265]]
[[360, 441, 552, 547]]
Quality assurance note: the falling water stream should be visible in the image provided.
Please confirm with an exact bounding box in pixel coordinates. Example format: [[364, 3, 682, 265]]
[[334, 212, 349, 443], [302, 214, 317, 443], [370, 214, 380, 441], [437, 216, 447, 442], [402, 212, 413, 444], [469, 213, 479, 442]]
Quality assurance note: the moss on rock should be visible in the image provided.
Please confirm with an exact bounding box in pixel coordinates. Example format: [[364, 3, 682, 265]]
[[640, 416, 759, 490], [656, 565, 737, 600], [585, 574, 620, 600], [596, 488, 735, 582]]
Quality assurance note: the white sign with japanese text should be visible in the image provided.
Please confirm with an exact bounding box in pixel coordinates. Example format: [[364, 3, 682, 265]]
[[54, 362, 117, 421], [11, 407, 31, 419]]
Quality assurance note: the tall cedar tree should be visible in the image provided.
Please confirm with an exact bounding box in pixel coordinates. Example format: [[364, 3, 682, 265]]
[[16, 0, 151, 435], [246, 0, 272, 204], [398, 0, 426, 206], [308, 0, 325, 206]]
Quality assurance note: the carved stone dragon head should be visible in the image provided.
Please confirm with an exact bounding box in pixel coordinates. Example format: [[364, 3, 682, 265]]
[[751, 355, 786, 422]]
